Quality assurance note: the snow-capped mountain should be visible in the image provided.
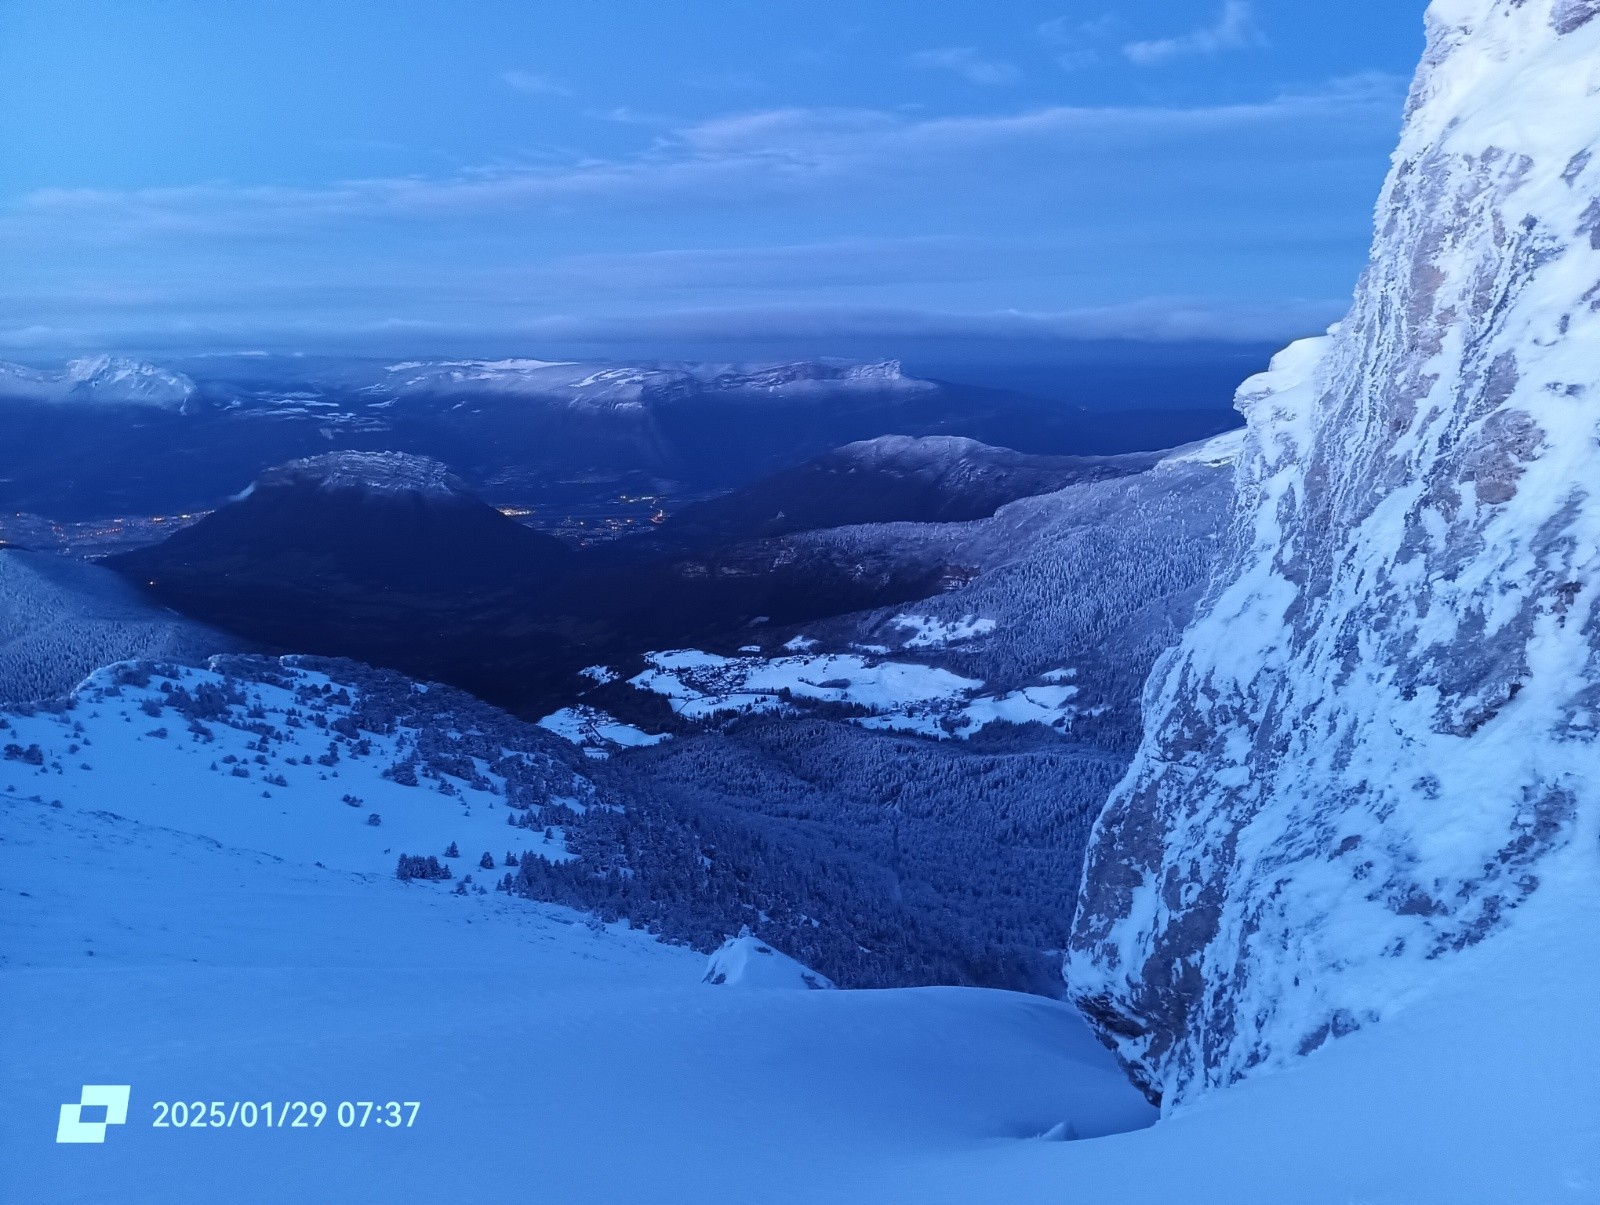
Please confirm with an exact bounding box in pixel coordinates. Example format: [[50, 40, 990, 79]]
[[375, 357, 933, 409], [0, 350, 1240, 523], [251, 449, 471, 499], [1068, 0, 1600, 1108], [0, 356, 195, 409]]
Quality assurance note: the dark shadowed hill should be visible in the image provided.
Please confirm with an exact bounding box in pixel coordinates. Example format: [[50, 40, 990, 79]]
[[656, 435, 1163, 543]]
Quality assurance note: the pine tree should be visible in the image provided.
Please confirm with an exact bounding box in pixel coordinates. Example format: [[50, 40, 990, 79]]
[[444, 840, 460, 858], [479, 851, 495, 870]]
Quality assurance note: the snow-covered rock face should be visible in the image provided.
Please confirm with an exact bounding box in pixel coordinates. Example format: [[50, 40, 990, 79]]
[[1067, 0, 1600, 1108], [0, 355, 195, 409]]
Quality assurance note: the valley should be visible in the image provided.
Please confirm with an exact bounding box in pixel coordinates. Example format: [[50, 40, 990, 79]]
[[5, 3, 1600, 1200]]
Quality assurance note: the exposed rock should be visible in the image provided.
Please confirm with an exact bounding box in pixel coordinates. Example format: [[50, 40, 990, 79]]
[[1067, 0, 1600, 1108]]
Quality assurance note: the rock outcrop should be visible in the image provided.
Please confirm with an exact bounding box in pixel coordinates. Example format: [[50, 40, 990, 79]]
[[1067, 0, 1600, 1108]]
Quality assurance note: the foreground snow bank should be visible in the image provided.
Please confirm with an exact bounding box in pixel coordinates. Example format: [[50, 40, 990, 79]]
[[10, 791, 1589, 1205], [0, 796, 1154, 1205], [888, 878, 1600, 1205]]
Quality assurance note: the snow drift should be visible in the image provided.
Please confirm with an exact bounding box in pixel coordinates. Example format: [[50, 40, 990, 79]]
[[703, 928, 837, 990]]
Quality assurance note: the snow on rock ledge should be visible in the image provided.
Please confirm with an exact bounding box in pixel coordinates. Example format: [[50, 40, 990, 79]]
[[1067, 0, 1600, 1109], [703, 928, 836, 990], [259, 450, 470, 499]]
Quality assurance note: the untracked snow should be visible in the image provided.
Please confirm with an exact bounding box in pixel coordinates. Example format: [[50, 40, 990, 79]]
[[0, 682, 1157, 1205], [4, 768, 1593, 1204]]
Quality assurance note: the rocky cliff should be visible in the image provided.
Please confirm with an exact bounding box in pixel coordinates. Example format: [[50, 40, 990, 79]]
[[1067, 0, 1600, 1108]]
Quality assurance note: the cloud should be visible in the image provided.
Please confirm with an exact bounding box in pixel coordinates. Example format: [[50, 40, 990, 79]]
[[502, 71, 572, 97], [553, 236, 1025, 290], [582, 106, 669, 126], [502, 299, 1345, 345], [1123, 2, 1265, 66], [1037, 14, 1115, 70], [908, 47, 1021, 87], [0, 76, 1399, 355], [0, 297, 1346, 357], [0, 80, 1400, 246], [1300, 71, 1411, 104]]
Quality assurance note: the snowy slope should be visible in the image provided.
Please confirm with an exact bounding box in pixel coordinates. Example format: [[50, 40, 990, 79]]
[[0, 657, 581, 875], [5, 739, 1593, 1204], [882, 880, 1600, 1205], [0, 673, 1156, 1205], [1069, 0, 1600, 1107], [0, 550, 238, 704]]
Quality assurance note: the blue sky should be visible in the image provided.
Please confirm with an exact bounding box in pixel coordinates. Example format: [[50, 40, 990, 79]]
[[0, 0, 1430, 362]]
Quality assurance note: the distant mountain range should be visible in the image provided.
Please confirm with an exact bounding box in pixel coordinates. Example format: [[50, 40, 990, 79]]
[[0, 355, 196, 410], [105, 430, 1234, 720], [0, 353, 1241, 520]]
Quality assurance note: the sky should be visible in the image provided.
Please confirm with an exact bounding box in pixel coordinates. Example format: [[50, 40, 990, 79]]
[[0, 0, 1431, 364]]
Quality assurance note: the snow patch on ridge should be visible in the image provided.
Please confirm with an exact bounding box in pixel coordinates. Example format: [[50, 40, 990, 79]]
[[1156, 425, 1248, 470], [626, 647, 1092, 739], [537, 705, 671, 758], [891, 613, 997, 648]]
